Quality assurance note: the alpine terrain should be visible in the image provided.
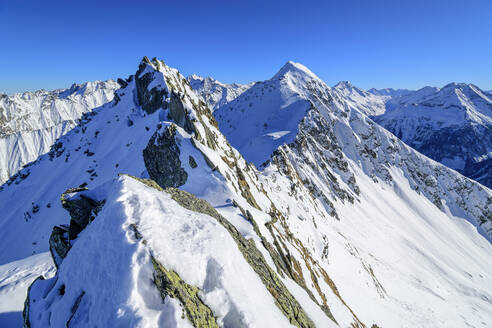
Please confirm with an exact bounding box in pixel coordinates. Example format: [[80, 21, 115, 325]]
[[187, 75, 254, 112], [367, 84, 492, 189], [0, 81, 119, 183], [0, 58, 491, 328]]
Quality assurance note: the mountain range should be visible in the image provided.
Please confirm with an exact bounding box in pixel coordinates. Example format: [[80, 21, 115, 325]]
[[0, 58, 491, 328], [0, 81, 119, 183]]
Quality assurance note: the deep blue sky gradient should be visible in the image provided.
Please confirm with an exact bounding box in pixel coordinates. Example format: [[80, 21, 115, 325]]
[[1, 0, 491, 93]]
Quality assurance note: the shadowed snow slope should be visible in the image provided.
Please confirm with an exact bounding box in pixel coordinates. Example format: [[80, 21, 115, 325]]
[[370, 83, 492, 188], [2, 58, 492, 328]]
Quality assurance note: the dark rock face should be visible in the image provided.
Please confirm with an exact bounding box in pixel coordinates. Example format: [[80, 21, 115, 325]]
[[61, 187, 105, 240], [135, 57, 169, 114], [47, 188, 106, 267], [169, 92, 195, 134], [188, 155, 198, 168], [143, 124, 188, 189], [49, 226, 70, 268], [116, 78, 128, 88]]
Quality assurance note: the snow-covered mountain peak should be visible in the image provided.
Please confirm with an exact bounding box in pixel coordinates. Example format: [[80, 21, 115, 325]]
[[187, 74, 254, 112], [330, 81, 389, 116], [214, 62, 331, 167], [441, 81, 473, 90], [272, 61, 321, 82], [385, 82, 492, 125], [367, 87, 413, 98], [334, 80, 371, 97], [188, 73, 203, 81], [371, 82, 492, 187], [333, 80, 354, 89], [0, 79, 119, 183]]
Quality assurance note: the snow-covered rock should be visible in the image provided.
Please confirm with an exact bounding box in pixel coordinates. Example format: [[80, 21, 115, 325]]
[[0, 80, 119, 183]]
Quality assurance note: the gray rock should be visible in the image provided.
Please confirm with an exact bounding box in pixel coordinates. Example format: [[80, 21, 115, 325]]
[[143, 124, 188, 189], [135, 57, 169, 114]]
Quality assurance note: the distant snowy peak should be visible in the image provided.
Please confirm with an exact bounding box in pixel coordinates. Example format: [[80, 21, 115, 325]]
[[0, 80, 119, 136], [333, 80, 357, 91], [332, 81, 388, 116], [383, 82, 492, 126], [272, 61, 322, 83], [367, 87, 413, 98], [214, 61, 330, 166], [187, 74, 254, 111], [373, 82, 492, 188], [0, 79, 119, 183]]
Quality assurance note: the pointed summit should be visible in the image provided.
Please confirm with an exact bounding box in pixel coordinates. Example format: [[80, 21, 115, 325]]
[[272, 61, 320, 81], [334, 80, 353, 88], [333, 81, 360, 93]]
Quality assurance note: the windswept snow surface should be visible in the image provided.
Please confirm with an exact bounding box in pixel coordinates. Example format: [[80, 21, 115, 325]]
[[0, 80, 119, 183]]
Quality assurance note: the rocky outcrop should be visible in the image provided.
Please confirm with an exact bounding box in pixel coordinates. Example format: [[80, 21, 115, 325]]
[[49, 188, 104, 268], [152, 257, 219, 328], [48, 188, 105, 267], [60, 187, 105, 240], [142, 124, 188, 189], [169, 91, 195, 134], [135, 56, 169, 114], [24, 187, 105, 327], [49, 225, 70, 268]]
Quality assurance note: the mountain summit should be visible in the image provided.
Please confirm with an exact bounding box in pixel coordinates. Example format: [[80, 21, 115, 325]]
[[272, 61, 321, 81]]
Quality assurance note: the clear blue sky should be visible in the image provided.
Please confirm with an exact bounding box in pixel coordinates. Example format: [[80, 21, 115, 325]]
[[1, 0, 491, 94]]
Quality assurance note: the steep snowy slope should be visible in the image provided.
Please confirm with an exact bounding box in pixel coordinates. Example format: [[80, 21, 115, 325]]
[[371, 83, 492, 188], [187, 75, 254, 111], [0, 80, 119, 183], [2, 58, 492, 328]]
